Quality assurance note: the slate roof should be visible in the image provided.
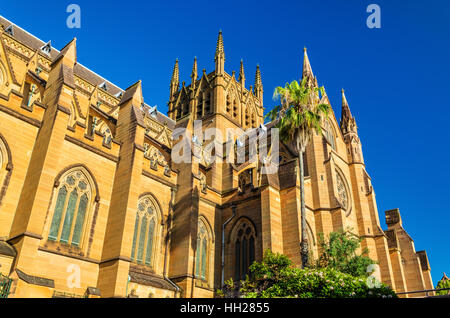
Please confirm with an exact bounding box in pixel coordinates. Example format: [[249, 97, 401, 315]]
[[0, 15, 175, 130]]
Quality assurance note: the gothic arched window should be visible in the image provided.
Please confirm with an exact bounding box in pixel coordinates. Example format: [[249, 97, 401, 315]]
[[232, 98, 238, 118], [324, 120, 336, 151], [226, 94, 231, 113], [204, 91, 212, 114], [197, 93, 203, 118], [335, 169, 351, 214], [234, 221, 256, 281], [48, 169, 94, 247], [130, 195, 160, 267], [238, 169, 252, 194], [195, 220, 210, 281]]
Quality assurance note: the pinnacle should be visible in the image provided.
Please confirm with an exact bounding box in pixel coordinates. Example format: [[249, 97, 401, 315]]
[[171, 59, 179, 83], [255, 65, 262, 86], [302, 47, 314, 80], [239, 59, 245, 82], [191, 57, 198, 79], [215, 30, 224, 57]]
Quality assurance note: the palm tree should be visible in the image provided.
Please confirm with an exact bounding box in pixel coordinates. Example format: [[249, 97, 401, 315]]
[[266, 78, 330, 268]]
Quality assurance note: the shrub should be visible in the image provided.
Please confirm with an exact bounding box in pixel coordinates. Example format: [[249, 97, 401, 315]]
[[314, 229, 376, 278], [218, 250, 396, 298]]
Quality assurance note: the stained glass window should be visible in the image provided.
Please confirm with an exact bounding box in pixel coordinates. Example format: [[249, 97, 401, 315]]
[[145, 219, 155, 265], [235, 240, 241, 281], [324, 120, 336, 150], [72, 193, 88, 246], [234, 221, 256, 281], [130, 196, 159, 268], [195, 220, 209, 281], [48, 170, 92, 247], [336, 170, 349, 211], [137, 216, 147, 263], [48, 186, 68, 241], [131, 214, 140, 261]]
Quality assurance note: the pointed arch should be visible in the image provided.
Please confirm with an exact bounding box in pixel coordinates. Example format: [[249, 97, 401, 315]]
[[0, 40, 17, 87], [228, 217, 257, 281], [130, 193, 162, 268], [97, 121, 113, 147], [194, 73, 213, 98], [0, 133, 13, 208], [46, 165, 98, 249], [195, 216, 213, 283], [323, 119, 336, 151]]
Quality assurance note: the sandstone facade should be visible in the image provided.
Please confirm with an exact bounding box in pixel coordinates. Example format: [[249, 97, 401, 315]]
[[0, 16, 432, 298]]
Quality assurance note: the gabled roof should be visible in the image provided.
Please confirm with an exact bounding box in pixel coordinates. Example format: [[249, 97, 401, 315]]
[[0, 15, 175, 130]]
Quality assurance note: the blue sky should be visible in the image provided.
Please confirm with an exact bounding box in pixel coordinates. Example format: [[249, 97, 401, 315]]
[[1, 0, 448, 285]]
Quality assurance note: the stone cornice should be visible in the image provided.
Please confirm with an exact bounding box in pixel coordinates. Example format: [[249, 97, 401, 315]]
[[65, 135, 119, 162], [0, 103, 42, 127]]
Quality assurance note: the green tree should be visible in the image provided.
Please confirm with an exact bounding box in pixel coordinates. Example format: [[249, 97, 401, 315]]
[[267, 79, 330, 267], [314, 229, 376, 278], [436, 274, 450, 296], [218, 250, 396, 298]]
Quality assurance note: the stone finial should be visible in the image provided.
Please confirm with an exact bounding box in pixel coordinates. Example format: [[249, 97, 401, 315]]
[[215, 30, 224, 58], [254, 65, 263, 102], [255, 65, 262, 87], [215, 31, 225, 74], [191, 57, 198, 82], [302, 47, 314, 81], [170, 59, 179, 97], [340, 88, 358, 135], [171, 59, 179, 85], [239, 59, 245, 86]]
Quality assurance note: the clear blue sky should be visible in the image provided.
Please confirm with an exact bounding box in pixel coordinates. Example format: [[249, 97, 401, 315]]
[[1, 0, 448, 285]]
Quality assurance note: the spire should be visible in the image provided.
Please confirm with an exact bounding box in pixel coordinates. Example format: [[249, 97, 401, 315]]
[[191, 57, 198, 82], [302, 47, 313, 78], [254, 64, 263, 103], [170, 59, 179, 97], [302, 47, 317, 87], [215, 30, 225, 74], [238, 59, 245, 87], [171, 59, 179, 85], [319, 87, 329, 105], [215, 30, 224, 58], [340, 89, 357, 135], [341, 89, 352, 119]]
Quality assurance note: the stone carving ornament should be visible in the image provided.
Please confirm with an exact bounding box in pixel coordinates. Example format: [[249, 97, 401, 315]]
[[335, 170, 349, 211]]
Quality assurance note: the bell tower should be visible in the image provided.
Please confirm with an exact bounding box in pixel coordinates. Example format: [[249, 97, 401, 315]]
[[167, 31, 264, 135]]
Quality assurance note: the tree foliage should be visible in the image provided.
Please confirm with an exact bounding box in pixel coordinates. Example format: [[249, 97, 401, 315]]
[[436, 277, 450, 296], [266, 79, 330, 152], [267, 78, 331, 268], [313, 229, 376, 278], [217, 250, 396, 298]]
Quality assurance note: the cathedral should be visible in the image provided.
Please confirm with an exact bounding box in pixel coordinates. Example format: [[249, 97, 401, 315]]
[[0, 16, 433, 298]]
